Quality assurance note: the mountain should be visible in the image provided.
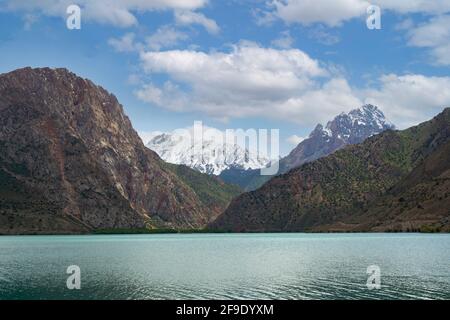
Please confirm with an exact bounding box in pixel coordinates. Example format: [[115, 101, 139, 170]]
[[0, 67, 240, 235], [281, 104, 395, 170], [210, 108, 450, 232], [353, 139, 450, 232], [146, 127, 270, 175], [219, 104, 395, 191]]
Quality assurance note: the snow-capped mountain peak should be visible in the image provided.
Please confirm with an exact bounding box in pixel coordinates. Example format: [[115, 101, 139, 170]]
[[281, 104, 395, 172], [145, 125, 271, 175], [311, 104, 395, 143], [348, 104, 394, 129]]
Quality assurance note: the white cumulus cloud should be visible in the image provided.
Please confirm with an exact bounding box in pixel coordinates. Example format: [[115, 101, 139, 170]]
[[364, 73, 450, 128], [175, 10, 220, 34], [271, 30, 294, 49], [135, 42, 450, 128], [269, 0, 450, 26], [406, 15, 450, 66], [146, 26, 189, 51], [108, 33, 142, 52], [273, 0, 370, 27], [287, 135, 306, 145], [2, 0, 209, 27], [136, 42, 362, 124]]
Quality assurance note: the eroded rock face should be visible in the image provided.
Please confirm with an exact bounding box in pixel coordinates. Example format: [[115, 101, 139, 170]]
[[0, 67, 229, 234]]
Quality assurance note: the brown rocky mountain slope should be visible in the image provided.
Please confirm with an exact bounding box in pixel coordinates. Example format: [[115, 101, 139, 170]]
[[210, 108, 450, 232], [0, 67, 239, 234]]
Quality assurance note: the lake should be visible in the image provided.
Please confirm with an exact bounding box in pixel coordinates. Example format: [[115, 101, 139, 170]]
[[0, 233, 449, 300]]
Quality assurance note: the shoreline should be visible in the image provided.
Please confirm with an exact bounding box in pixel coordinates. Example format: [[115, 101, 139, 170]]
[[0, 229, 448, 236]]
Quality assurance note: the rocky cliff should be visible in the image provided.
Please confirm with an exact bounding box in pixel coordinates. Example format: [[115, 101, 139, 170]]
[[0, 67, 239, 234]]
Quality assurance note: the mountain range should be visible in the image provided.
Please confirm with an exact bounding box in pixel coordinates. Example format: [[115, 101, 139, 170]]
[[220, 104, 395, 191], [210, 108, 450, 232], [146, 126, 270, 175], [0, 67, 448, 234]]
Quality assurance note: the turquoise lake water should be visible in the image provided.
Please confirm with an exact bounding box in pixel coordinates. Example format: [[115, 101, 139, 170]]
[[0, 233, 449, 300]]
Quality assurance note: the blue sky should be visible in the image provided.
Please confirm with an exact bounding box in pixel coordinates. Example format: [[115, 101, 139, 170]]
[[1, 0, 449, 155]]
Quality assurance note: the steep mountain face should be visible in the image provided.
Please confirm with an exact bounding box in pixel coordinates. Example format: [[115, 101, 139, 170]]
[[210, 108, 450, 232], [220, 104, 395, 191], [0, 67, 239, 234], [282, 104, 395, 170], [147, 128, 270, 175], [354, 139, 450, 232]]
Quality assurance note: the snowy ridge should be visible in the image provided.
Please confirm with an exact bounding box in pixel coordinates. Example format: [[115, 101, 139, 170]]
[[278, 104, 396, 176], [312, 104, 395, 142], [146, 126, 270, 175]]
